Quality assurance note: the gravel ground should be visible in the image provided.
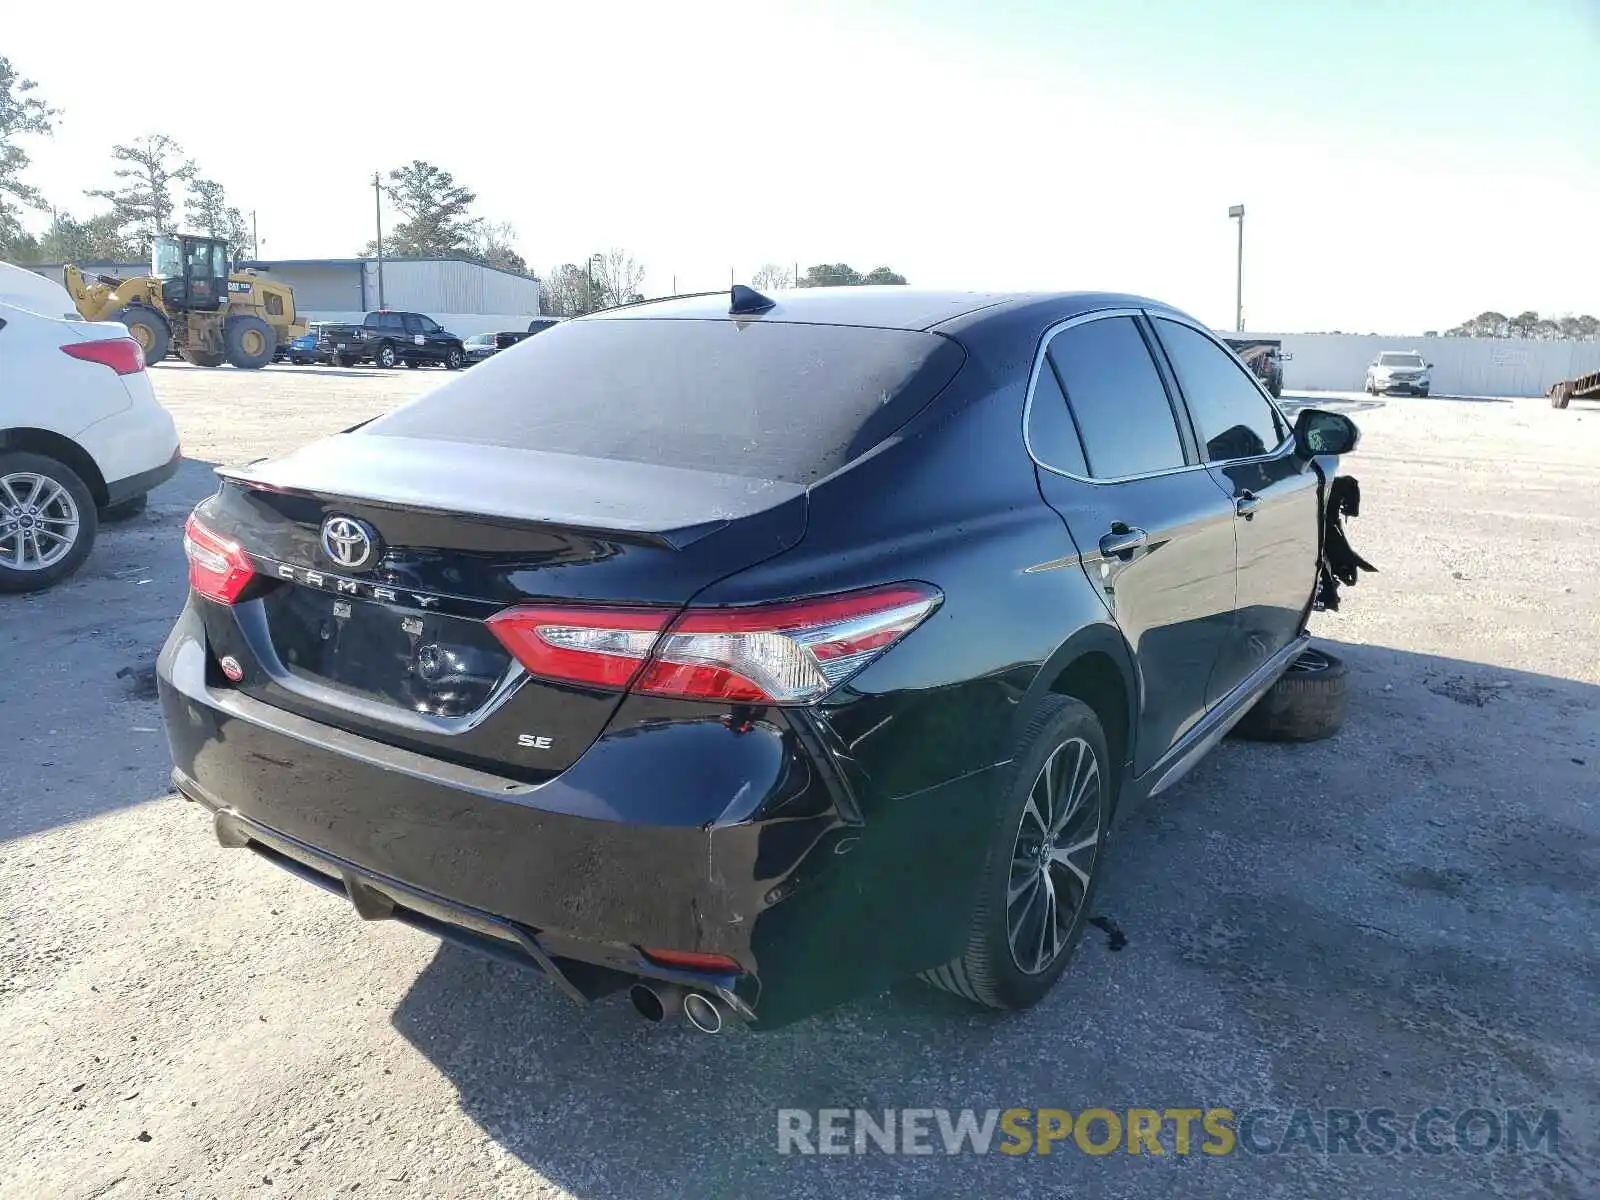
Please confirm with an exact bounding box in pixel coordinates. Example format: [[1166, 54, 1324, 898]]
[[1, 364, 1596, 1200]]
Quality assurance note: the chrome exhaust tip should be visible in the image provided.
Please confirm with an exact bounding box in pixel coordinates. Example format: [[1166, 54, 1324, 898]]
[[629, 982, 683, 1023], [683, 990, 725, 1034]]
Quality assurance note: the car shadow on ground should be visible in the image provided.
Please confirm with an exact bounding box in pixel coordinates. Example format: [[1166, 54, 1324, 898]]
[[388, 639, 1598, 1197], [0, 457, 218, 843], [266, 367, 392, 380]]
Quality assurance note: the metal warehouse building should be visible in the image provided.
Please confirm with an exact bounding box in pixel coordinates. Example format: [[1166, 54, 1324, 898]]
[[24, 256, 542, 336]]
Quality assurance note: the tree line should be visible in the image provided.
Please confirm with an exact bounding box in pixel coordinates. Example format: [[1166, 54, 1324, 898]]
[[1, 57, 252, 262], [1444, 311, 1599, 341], [5, 54, 912, 309]]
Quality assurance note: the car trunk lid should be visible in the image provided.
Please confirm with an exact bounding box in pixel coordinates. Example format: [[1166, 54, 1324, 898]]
[[197, 434, 807, 777]]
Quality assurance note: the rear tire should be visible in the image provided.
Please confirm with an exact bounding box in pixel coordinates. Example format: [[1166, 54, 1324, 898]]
[[223, 314, 275, 369], [0, 452, 99, 593], [920, 695, 1111, 1011], [110, 306, 171, 366], [1231, 647, 1349, 742]]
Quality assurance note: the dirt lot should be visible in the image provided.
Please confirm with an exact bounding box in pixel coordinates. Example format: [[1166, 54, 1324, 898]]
[[2, 364, 1597, 1199]]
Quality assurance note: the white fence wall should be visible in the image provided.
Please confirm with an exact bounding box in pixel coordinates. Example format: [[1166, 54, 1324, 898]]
[[1242, 332, 1600, 398]]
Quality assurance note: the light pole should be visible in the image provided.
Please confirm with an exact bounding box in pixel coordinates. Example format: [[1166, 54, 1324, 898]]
[[1228, 203, 1245, 331], [250, 210, 258, 260], [373, 173, 386, 309], [586, 252, 604, 310]]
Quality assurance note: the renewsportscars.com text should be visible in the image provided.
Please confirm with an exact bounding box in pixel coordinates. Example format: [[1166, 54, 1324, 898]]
[[776, 1107, 1560, 1157]]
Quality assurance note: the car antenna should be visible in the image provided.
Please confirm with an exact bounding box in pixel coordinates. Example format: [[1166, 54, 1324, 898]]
[[729, 284, 776, 315]]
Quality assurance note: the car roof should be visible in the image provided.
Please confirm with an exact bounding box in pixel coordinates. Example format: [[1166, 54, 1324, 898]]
[[582, 286, 1188, 333]]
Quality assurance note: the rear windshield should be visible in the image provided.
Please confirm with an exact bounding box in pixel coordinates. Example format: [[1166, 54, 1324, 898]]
[[366, 318, 965, 484], [1379, 352, 1423, 366]]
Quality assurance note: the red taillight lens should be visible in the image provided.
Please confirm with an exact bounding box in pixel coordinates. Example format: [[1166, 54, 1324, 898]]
[[183, 513, 256, 604], [485, 606, 671, 690], [639, 948, 742, 974], [486, 583, 941, 705], [61, 337, 145, 376]]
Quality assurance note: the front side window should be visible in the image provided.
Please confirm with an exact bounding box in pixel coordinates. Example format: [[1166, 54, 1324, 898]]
[[153, 239, 182, 278], [1154, 318, 1285, 463], [1048, 316, 1186, 479], [416, 315, 441, 334]]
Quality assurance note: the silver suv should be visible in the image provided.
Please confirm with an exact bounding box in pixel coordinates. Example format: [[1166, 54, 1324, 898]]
[[1365, 350, 1431, 396]]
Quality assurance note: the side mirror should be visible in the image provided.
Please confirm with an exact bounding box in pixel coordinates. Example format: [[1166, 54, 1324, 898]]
[[1426, 361, 1435, 368], [1294, 407, 1360, 457], [1280, 351, 1294, 362]]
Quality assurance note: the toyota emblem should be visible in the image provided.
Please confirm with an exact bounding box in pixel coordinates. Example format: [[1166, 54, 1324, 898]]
[[320, 515, 379, 570]]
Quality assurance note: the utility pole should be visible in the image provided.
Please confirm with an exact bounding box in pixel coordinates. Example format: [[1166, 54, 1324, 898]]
[[1228, 203, 1245, 331], [251, 210, 259, 260], [373, 172, 386, 309]]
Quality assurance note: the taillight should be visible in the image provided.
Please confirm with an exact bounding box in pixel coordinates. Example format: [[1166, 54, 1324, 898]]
[[61, 337, 145, 375], [183, 513, 256, 604], [485, 606, 670, 690], [486, 583, 941, 705]]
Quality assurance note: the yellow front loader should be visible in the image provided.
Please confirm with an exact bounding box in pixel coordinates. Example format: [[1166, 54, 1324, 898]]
[[64, 233, 306, 368]]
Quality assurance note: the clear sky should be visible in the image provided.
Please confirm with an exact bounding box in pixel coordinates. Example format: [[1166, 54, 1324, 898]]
[[5, 0, 1596, 332]]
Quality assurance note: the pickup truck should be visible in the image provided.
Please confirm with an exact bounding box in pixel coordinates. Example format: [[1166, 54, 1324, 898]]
[[317, 311, 466, 370]]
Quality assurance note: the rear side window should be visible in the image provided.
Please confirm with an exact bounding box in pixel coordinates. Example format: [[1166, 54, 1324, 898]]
[[1026, 347, 1088, 476], [1154, 318, 1284, 462], [367, 318, 965, 484], [1048, 316, 1185, 479]]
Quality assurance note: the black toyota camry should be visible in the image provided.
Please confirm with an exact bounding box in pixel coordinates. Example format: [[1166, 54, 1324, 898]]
[[159, 285, 1360, 1030]]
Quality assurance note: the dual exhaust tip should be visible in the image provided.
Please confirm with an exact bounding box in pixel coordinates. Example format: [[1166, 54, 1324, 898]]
[[629, 981, 727, 1034]]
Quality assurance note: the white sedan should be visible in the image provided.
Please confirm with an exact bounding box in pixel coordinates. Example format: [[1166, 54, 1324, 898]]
[[0, 263, 181, 593]]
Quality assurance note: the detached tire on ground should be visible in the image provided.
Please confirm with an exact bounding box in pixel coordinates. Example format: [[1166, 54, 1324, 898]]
[[1231, 647, 1349, 742], [223, 315, 275, 369], [109, 306, 171, 366], [921, 694, 1112, 1011], [0, 451, 99, 593], [1551, 383, 1573, 410]]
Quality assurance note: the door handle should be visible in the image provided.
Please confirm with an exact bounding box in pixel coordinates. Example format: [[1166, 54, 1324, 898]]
[[1099, 525, 1148, 560], [1234, 490, 1260, 519]]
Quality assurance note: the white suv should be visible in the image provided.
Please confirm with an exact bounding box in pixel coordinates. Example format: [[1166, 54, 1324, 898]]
[[1365, 350, 1432, 396], [0, 264, 181, 593]]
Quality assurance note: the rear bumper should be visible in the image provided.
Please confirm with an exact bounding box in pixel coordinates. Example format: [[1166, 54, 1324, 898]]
[[156, 600, 996, 1025], [76, 380, 181, 499], [105, 446, 182, 506]]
